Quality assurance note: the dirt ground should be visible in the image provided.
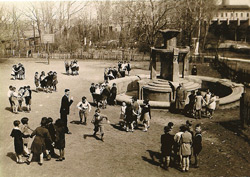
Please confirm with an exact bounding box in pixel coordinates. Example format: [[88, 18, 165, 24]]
[[0, 58, 249, 177]]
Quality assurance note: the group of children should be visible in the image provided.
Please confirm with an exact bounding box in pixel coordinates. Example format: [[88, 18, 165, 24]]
[[161, 121, 202, 172], [186, 89, 217, 119], [8, 85, 32, 113], [64, 60, 79, 75], [11, 63, 25, 80], [119, 98, 151, 132], [34, 71, 58, 92], [103, 61, 131, 81], [89, 82, 117, 108], [10, 117, 67, 165]]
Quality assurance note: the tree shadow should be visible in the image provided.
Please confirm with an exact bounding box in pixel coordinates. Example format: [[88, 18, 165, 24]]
[[6, 152, 16, 162], [83, 134, 101, 141], [219, 119, 250, 145], [141, 150, 162, 167]]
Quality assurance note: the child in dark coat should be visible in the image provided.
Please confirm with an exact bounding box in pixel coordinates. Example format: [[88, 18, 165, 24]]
[[193, 124, 202, 168], [161, 126, 174, 170], [10, 120, 30, 163], [55, 119, 67, 161], [46, 117, 57, 158]]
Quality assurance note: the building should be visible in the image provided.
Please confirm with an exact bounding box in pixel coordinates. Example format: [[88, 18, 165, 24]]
[[210, 0, 250, 42]]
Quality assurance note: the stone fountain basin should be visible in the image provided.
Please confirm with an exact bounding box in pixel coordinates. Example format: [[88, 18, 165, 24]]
[[107, 75, 244, 109]]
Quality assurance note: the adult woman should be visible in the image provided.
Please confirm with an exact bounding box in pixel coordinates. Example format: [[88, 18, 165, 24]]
[[141, 99, 151, 132], [26, 117, 52, 165]]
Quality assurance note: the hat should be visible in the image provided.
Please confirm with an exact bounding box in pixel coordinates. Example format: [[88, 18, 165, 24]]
[[186, 120, 192, 126], [65, 89, 70, 92], [164, 126, 170, 132]]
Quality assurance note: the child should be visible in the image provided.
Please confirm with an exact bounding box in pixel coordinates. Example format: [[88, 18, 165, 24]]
[[52, 72, 58, 91], [21, 117, 32, 156], [11, 87, 19, 114], [34, 72, 39, 91], [161, 126, 174, 170], [195, 91, 206, 119], [10, 120, 29, 163], [46, 117, 56, 158], [125, 103, 134, 132], [91, 109, 110, 142], [141, 99, 151, 132], [207, 93, 216, 119], [23, 86, 32, 112], [7, 85, 13, 110], [77, 96, 92, 125], [26, 117, 52, 166], [55, 119, 67, 161], [120, 101, 127, 129], [180, 126, 192, 172], [193, 124, 202, 168], [204, 89, 211, 117], [65, 61, 70, 75]]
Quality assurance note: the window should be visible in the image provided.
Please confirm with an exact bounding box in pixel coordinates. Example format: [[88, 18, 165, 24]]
[[241, 13, 243, 17], [247, 13, 249, 17], [221, 13, 224, 17], [225, 13, 227, 17], [236, 13, 238, 17], [231, 13, 233, 17]]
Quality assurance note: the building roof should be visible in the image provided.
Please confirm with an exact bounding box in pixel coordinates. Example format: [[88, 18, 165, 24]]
[[218, 5, 250, 10]]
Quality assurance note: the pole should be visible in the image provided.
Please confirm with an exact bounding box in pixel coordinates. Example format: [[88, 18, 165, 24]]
[[47, 42, 50, 65]]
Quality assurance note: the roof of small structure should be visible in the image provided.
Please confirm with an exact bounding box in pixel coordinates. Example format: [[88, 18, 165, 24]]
[[218, 5, 250, 10], [159, 29, 181, 41]]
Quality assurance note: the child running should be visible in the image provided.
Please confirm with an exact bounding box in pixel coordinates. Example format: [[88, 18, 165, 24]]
[[91, 109, 110, 142]]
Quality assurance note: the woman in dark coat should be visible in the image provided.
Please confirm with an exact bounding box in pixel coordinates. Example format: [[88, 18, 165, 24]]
[[54, 119, 67, 161], [26, 117, 52, 165]]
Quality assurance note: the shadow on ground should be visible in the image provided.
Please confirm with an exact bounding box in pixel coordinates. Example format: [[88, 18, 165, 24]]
[[83, 134, 102, 141], [219, 119, 250, 145], [6, 152, 16, 162], [141, 150, 162, 167]]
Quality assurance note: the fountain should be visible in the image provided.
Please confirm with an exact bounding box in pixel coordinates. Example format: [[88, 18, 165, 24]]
[[108, 29, 244, 109], [138, 29, 200, 106]]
